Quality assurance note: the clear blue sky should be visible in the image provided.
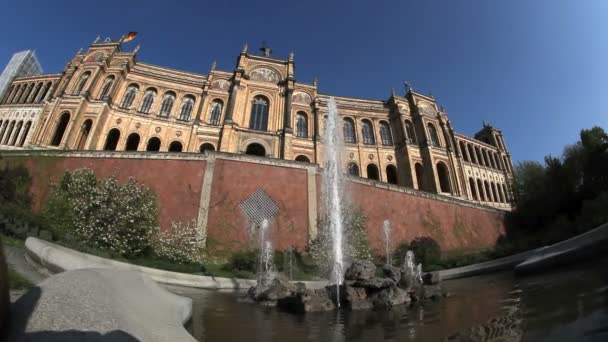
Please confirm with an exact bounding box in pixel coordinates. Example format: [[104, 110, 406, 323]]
[[1, 0, 606, 163]]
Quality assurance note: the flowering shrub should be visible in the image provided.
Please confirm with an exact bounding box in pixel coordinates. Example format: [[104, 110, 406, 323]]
[[44, 168, 158, 258], [150, 220, 205, 264]]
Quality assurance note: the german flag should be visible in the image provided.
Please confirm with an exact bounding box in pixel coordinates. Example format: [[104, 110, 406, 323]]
[[122, 32, 138, 43]]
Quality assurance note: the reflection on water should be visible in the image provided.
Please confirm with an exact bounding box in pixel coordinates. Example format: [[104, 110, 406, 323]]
[[171, 258, 608, 342]]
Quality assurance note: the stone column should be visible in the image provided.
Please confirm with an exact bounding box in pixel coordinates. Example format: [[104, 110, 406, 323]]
[[224, 80, 240, 124]]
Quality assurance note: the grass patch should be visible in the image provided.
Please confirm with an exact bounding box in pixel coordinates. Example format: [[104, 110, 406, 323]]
[[8, 268, 32, 290], [0, 233, 25, 248]]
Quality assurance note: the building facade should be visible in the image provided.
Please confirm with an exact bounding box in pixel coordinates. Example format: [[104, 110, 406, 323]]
[[0, 38, 514, 209]]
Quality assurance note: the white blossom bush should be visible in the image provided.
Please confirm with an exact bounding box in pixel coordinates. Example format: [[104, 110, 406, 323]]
[[44, 168, 158, 258], [150, 219, 205, 264]]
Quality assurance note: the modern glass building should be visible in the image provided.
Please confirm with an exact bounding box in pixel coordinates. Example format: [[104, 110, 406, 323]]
[[0, 50, 43, 101]]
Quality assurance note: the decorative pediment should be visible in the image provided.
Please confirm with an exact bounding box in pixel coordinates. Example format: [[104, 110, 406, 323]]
[[292, 91, 312, 104], [398, 103, 410, 113], [249, 67, 279, 83], [418, 102, 436, 116], [211, 79, 230, 91], [85, 51, 105, 63]]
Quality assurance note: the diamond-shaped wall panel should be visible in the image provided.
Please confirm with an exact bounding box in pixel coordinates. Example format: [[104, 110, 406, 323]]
[[239, 189, 279, 225]]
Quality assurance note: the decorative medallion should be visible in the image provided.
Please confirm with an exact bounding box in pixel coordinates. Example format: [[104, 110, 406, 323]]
[[30, 113, 35, 118], [349, 152, 354, 159], [249, 67, 279, 83], [116, 118, 122, 124], [387, 155, 393, 161], [292, 91, 312, 104], [176, 131, 182, 137], [368, 154, 374, 160], [211, 79, 230, 91], [135, 122, 141, 129], [155, 127, 161, 133]]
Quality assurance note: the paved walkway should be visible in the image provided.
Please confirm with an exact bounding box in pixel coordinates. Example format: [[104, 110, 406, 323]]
[[4, 244, 48, 302]]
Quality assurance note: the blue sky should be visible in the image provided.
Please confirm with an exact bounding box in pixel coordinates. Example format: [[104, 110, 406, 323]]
[[1, 0, 606, 163]]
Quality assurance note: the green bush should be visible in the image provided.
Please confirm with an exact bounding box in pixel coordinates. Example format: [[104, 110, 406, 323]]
[[224, 249, 258, 273], [43, 168, 159, 258], [409, 236, 441, 268], [391, 242, 410, 267], [0, 164, 43, 238]]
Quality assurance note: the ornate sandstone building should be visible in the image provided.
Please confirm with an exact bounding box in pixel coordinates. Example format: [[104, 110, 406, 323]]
[[0, 38, 513, 209]]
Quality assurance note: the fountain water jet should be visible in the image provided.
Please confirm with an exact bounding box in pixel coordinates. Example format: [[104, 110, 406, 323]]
[[383, 220, 391, 265], [257, 219, 274, 287], [323, 97, 346, 306]]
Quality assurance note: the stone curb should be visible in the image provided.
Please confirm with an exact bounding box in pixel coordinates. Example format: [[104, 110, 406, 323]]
[[24, 237, 328, 290]]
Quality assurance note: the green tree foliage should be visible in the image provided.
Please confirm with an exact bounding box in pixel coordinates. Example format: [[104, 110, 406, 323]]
[[0, 164, 42, 237], [508, 126, 608, 247]]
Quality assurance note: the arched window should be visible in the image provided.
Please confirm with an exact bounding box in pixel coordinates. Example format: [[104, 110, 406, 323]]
[[475, 146, 484, 166], [343, 118, 356, 143], [404, 120, 416, 144], [246, 143, 266, 156], [146, 137, 161, 152], [19, 84, 33, 103], [496, 182, 505, 203], [99, 76, 115, 99], [477, 179, 485, 201], [2, 121, 15, 145], [483, 150, 491, 168], [139, 89, 156, 114], [74, 71, 90, 96], [295, 112, 308, 138], [437, 162, 451, 193], [502, 183, 510, 202], [415, 163, 425, 190], [168, 141, 183, 152], [121, 85, 138, 109], [27, 83, 42, 103], [10, 121, 23, 146], [494, 153, 502, 170], [103, 128, 121, 151], [76, 119, 93, 150], [3, 86, 14, 104], [37, 82, 52, 103], [200, 143, 215, 153], [51, 112, 70, 146], [379, 121, 393, 146], [125, 133, 140, 151], [249, 95, 269, 131], [469, 178, 478, 200], [295, 155, 311, 163], [17, 121, 32, 147], [178, 96, 194, 121], [491, 182, 499, 203], [10, 85, 22, 104], [0, 121, 8, 143], [467, 144, 476, 163], [484, 181, 493, 202], [427, 123, 440, 147], [459, 141, 469, 161], [503, 156, 511, 173], [367, 163, 379, 180], [208, 100, 223, 125], [361, 120, 375, 145], [159, 92, 175, 117], [386, 164, 398, 185], [347, 162, 360, 176]]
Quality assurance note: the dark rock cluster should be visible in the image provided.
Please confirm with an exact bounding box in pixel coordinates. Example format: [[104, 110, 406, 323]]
[[247, 260, 446, 313]]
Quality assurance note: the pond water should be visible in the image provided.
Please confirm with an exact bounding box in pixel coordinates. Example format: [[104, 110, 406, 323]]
[[171, 258, 608, 341]]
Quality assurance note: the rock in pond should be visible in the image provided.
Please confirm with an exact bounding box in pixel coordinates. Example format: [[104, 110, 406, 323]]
[[344, 260, 376, 281]]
